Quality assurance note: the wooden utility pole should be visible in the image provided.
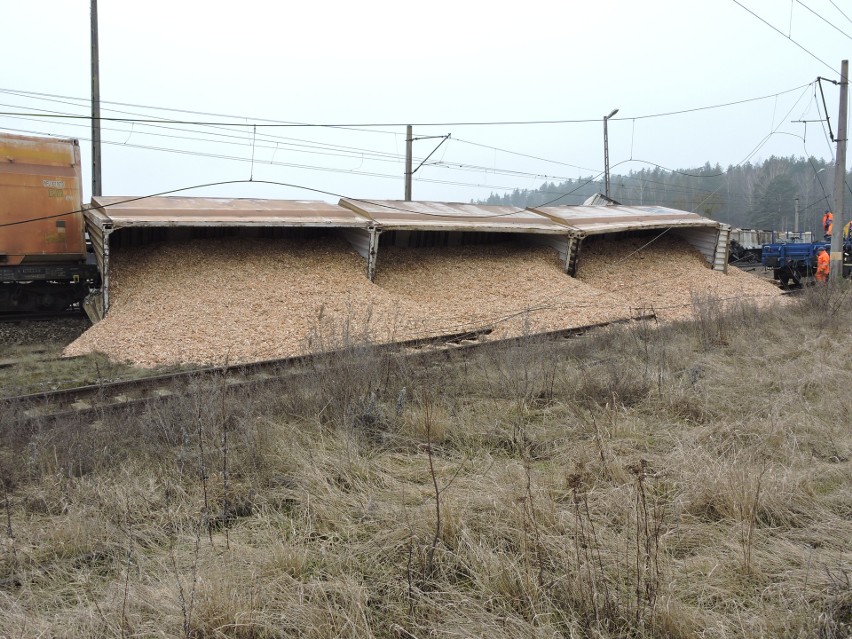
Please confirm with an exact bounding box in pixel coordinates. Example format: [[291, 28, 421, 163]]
[[404, 125, 412, 201], [830, 59, 848, 281], [91, 0, 102, 197]]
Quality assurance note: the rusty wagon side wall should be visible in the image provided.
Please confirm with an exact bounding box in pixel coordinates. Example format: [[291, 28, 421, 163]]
[[0, 133, 86, 266]]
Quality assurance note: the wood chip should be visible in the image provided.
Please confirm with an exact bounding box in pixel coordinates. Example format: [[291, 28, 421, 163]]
[[64, 234, 785, 368]]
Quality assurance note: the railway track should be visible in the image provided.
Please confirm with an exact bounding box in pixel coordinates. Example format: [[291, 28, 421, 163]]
[[0, 309, 88, 322], [2, 316, 649, 423], [0, 352, 84, 370]]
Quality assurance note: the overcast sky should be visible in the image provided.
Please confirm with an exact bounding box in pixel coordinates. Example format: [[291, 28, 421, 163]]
[[1, 0, 849, 205]]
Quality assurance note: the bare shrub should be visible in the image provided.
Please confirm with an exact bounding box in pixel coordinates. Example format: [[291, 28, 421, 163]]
[[2, 292, 851, 638], [576, 355, 651, 408], [691, 290, 731, 350]]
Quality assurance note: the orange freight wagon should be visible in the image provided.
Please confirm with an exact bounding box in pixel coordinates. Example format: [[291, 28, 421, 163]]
[[0, 132, 98, 313]]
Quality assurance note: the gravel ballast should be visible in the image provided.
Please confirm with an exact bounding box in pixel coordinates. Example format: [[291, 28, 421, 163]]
[[1, 317, 90, 350], [64, 235, 785, 367]]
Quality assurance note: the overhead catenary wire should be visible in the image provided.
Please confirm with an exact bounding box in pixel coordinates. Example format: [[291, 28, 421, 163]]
[[0, 81, 817, 128], [0, 118, 778, 210], [793, 0, 852, 42], [0, 79, 824, 178], [0, 78, 833, 219], [0, 177, 544, 229], [828, 0, 852, 26], [1, 118, 831, 220], [730, 0, 839, 72], [0, 86, 400, 137], [4, 84, 822, 201], [2, 82, 826, 225], [0, 102, 608, 186], [0, 117, 609, 197], [0, 102, 412, 165], [0, 122, 586, 199]]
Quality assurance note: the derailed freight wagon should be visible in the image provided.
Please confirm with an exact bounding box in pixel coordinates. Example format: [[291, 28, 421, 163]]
[[80, 196, 377, 321], [526, 203, 730, 276], [81, 194, 729, 323], [0, 133, 99, 314]]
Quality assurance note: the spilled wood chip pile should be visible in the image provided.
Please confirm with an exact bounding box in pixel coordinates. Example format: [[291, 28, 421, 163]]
[[65, 234, 785, 367], [576, 235, 785, 321], [375, 243, 625, 340]]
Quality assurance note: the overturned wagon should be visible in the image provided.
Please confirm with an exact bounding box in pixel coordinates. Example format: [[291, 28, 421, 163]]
[[81, 195, 729, 323]]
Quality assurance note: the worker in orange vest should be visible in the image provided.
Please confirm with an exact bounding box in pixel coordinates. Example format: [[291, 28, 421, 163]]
[[823, 210, 833, 239], [815, 246, 830, 284]]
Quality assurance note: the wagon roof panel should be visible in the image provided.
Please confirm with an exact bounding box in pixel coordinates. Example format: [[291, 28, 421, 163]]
[[88, 196, 371, 228], [529, 205, 719, 234], [338, 199, 571, 233]]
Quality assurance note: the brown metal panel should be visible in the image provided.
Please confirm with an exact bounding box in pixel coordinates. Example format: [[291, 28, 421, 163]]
[[529, 204, 717, 236], [338, 199, 571, 234], [90, 196, 371, 228], [0, 133, 85, 265], [82, 206, 111, 320]]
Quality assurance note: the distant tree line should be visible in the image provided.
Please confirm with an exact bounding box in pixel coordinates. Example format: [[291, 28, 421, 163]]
[[477, 156, 850, 233]]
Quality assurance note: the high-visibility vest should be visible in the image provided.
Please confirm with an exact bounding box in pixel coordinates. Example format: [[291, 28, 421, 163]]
[[816, 252, 830, 283], [823, 212, 834, 232]]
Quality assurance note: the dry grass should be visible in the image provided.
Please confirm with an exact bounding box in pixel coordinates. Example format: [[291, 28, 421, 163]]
[[1, 284, 851, 638]]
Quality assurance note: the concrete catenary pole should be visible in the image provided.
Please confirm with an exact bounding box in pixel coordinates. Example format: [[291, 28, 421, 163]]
[[830, 59, 848, 281], [91, 0, 102, 197], [404, 125, 412, 201], [794, 196, 799, 235]]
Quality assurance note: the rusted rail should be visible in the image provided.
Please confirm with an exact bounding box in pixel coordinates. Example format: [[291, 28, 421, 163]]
[[2, 316, 650, 422]]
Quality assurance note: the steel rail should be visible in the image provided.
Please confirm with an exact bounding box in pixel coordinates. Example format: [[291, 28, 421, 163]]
[[1, 316, 650, 422]]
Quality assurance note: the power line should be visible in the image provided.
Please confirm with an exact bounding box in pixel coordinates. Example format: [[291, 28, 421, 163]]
[[0, 97, 603, 183], [0, 113, 589, 188], [794, 0, 852, 40], [4, 175, 598, 233], [0, 81, 817, 128], [0, 107, 765, 198], [0, 86, 399, 136], [730, 0, 839, 72], [0, 99, 605, 185], [0, 111, 606, 127], [0, 100, 411, 164], [827, 0, 852, 26], [1, 82, 820, 197], [0, 124, 470, 190], [1, 115, 827, 213], [0, 78, 828, 213], [1, 101, 603, 186], [0, 80, 823, 193], [0, 111, 395, 163], [36, 123, 827, 210], [629, 82, 814, 120], [451, 137, 603, 173]]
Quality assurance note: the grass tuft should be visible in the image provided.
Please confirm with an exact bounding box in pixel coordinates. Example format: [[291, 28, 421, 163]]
[[1, 288, 851, 637]]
